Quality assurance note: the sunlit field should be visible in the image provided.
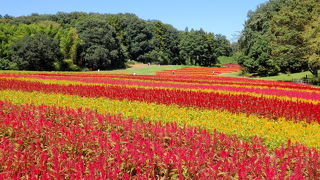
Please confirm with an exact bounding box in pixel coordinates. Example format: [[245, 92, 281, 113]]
[[0, 67, 319, 179]]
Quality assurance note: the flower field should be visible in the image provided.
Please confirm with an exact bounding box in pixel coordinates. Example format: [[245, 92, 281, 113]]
[[156, 64, 240, 76], [0, 72, 319, 178]]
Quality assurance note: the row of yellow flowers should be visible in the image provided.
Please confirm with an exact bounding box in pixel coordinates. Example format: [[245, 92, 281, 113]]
[[1, 89, 319, 151]]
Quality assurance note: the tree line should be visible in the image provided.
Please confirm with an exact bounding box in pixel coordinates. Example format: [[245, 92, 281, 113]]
[[238, 0, 320, 77], [0, 12, 232, 71]]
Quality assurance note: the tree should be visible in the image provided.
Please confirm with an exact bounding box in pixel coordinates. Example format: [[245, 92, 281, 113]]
[[4, 14, 13, 19], [269, 0, 313, 73], [56, 27, 80, 61], [49, 12, 88, 26], [121, 15, 154, 61], [0, 58, 18, 70], [238, 0, 319, 76], [215, 34, 232, 57], [303, 16, 320, 77], [179, 29, 218, 66], [147, 21, 180, 64], [238, 34, 280, 76], [11, 33, 63, 71], [137, 49, 169, 64], [238, 0, 284, 75], [83, 45, 110, 70], [76, 17, 125, 69], [1, 11, 234, 70]]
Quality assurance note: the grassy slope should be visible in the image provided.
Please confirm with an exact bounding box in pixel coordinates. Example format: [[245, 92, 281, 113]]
[[219, 71, 319, 81], [257, 71, 316, 81], [113, 64, 192, 75], [217, 56, 238, 65]]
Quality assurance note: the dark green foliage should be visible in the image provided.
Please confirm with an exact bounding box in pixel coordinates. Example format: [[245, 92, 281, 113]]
[[137, 50, 170, 64], [123, 16, 154, 62], [238, 0, 320, 76], [58, 59, 80, 71], [0, 12, 233, 71], [0, 58, 18, 70], [215, 34, 233, 57], [303, 16, 320, 77], [82, 45, 111, 69], [76, 17, 116, 48], [76, 17, 125, 69], [50, 12, 88, 27], [11, 33, 63, 71], [179, 29, 218, 66], [148, 21, 181, 64]]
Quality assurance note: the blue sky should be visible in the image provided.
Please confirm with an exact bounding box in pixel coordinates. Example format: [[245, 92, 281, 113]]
[[1, 0, 268, 41]]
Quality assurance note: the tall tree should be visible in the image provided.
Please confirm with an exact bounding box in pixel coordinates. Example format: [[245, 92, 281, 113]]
[[269, 0, 314, 73], [76, 17, 125, 69], [145, 21, 181, 64], [214, 34, 232, 57], [122, 15, 154, 62], [56, 27, 81, 61], [303, 16, 320, 77], [179, 29, 217, 66], [238, 0, 320, 76], [11, 33, 63, 71]]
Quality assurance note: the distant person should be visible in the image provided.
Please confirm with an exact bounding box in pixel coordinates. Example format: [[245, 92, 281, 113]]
[[133, 72, 136, 75], [172, 71, 175, 75]]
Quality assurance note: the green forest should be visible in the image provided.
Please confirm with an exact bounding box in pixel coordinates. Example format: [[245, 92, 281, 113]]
[[238, 0, 320, 77], [0, 12, 232, 71], [0, 0, 319, 77]]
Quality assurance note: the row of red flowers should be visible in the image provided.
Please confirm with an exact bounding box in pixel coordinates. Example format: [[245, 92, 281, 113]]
[[156, 64, 241, 76], [107, 75, 315, 90], [0, 101, 319, 179], [2, 73, 315, 91], [0, 78, 319, 122], [5, 75, 320, 101]]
